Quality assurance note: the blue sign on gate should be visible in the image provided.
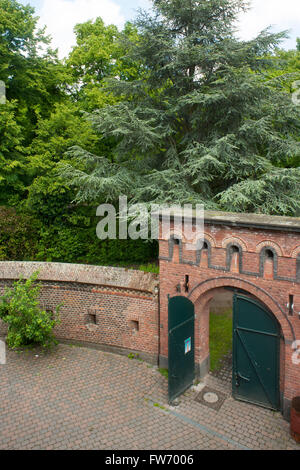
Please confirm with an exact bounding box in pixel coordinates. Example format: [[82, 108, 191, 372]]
[[184, 337, 192, 355]]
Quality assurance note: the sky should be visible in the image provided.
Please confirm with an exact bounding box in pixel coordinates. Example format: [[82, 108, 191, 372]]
[[19, 0, 300, 58]]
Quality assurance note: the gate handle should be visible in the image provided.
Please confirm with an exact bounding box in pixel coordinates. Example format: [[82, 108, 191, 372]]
[[235, 372, 250, 387]]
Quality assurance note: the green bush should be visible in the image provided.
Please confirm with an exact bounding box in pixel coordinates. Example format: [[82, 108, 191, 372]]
[[0, 205, 158, 266], [35, 224, 158, 265], [0, 272, 61, 350], [0, 207, 40, 261]]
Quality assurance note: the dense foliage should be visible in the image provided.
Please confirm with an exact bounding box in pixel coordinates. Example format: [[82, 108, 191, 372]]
[[0, 0, 299, 268], [62, 0, 300, 216], [0, 272, 60, 349], [0, 0, 157, 266]]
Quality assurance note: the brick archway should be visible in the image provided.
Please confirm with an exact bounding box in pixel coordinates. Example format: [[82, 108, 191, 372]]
[[159, 210, 300, 419], [187, 279, 287, 413], [189, 276, 295, 344]]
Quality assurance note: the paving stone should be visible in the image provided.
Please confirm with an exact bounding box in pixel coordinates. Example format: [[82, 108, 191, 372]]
[[0, 344, 299, 450]]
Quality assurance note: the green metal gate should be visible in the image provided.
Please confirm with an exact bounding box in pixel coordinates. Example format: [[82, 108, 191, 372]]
[[168, 296, 195, 404], [233, 294, 280, 410]]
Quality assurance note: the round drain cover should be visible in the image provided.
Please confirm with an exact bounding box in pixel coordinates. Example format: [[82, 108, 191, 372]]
[[203, 392, 219, 403]]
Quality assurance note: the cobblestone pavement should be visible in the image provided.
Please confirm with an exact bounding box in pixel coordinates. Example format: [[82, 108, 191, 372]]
[[209, 351, 233, 388], [0, 343, 299, 450]]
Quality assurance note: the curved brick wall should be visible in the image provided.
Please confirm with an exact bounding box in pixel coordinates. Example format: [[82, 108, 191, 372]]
[[0, 261, 158, 292], [0, 262, 159, 363]]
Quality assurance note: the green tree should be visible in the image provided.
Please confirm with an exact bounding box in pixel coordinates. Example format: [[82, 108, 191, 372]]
[[0, 100, 26, 204], [265, 42, 300, 95], [61, 0, 300, 216], [0, 0, 68, 140], [262, 42, 300, 169], [67, 19, 142, 111], [25, 101, 99, 261], [26, 101, 102, 219], [0, 1, 156, 265], [0, 0, 71, 204]]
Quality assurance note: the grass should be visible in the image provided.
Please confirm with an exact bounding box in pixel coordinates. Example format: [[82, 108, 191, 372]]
[[139, 263, 159, 274], [209, 309, 233, 372], [102, 261, 159, 274], [128, 353, 143, 362], [158, 368, 168, 379], [153, 403, 169, 411]]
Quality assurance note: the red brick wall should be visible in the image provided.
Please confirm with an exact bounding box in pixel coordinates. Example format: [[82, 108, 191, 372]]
[[159, 219, 300, 418], [0, 215, 299, 419], [0, 262, 159, 362]]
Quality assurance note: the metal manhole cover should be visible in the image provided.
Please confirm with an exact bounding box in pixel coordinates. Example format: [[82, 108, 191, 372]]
[[203, 392, 219, 403], [195, 386, 227, 411]]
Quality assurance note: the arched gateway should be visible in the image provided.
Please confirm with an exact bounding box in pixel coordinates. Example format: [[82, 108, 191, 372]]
[[159, 210, 300, 419]]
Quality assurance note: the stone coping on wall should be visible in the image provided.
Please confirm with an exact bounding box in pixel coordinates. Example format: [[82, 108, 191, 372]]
[[0, 262, 159, 294], [160, 210, 300, 233]]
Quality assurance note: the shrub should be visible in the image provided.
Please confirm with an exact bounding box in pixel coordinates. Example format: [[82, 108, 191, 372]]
[[36, 224, 158, 265], [0, 207, 40, 261], [0, 271, 61, 350], [0, 205, 159, 266]]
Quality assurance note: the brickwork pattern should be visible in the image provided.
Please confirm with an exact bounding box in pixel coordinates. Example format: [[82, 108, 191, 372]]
[[0, 344, 298, 450], [159, 219, 300, 411], [0, 262, 159, 359]]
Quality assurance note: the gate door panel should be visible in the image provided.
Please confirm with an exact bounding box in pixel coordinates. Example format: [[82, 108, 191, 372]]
[[168, 296, 195, 403], [233, 294, 280, 410]]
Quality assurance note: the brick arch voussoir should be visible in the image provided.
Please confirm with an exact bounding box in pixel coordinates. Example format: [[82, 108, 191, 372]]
[[188, 276, 295, 343]]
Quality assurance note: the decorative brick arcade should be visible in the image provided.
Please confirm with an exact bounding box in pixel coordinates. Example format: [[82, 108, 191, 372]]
[[159, 211, 300, 419]]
